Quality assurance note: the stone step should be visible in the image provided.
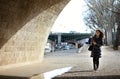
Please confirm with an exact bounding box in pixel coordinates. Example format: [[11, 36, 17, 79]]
[[53, 75, 120, 79], [53, 66, 120, 79], [0, 67, 72, 79], [0, 75, 28, 79]]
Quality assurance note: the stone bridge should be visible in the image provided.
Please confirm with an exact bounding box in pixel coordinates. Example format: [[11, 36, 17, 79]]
[[0, 0, 70, 67]]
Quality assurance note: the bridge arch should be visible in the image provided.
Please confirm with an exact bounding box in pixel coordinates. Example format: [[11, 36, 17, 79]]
[[0, 0, 70, 67]]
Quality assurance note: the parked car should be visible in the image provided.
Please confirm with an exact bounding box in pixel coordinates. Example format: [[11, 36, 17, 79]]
[[68, 44, 75, 49], [44, 42, 55, 53], [44, 44, 52, 53], [62, 45, 70, 50]]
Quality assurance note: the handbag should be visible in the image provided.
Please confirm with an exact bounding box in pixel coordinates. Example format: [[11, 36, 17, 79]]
[[88, 45, 93, 51]]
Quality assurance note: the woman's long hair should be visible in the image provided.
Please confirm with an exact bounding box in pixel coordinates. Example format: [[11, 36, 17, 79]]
[[95, 30, 104, 39]]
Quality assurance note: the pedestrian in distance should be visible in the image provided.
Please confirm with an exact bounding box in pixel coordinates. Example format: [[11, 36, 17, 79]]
[[88, 30, 104, 71], [88, 36, 92, 44]]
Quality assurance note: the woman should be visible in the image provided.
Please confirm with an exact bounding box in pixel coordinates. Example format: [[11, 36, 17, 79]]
[[91, 30, 103, 71]]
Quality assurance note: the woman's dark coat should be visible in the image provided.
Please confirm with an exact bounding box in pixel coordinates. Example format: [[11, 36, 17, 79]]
[[91, 35, 103, 58]]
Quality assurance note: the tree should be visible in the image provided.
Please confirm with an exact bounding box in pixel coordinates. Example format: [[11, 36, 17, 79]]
[[84, 0, 117, 46]]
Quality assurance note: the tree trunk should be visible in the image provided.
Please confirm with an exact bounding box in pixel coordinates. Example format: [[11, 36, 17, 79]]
[[106, 29, 113, 45], [104, 30, 108, 45], [113, 25, 120, 50]]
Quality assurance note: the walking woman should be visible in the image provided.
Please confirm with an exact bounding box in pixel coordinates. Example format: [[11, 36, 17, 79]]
[[91, 30, 104, 71]]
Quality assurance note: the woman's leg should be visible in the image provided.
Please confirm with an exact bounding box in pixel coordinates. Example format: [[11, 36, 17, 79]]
[[93, 57, 99, 70], [93, 57, 97, 70], [96, 57, 99, 69]]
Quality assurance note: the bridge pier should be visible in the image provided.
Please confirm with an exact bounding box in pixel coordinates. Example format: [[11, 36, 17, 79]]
[[0, 0, 69, 67]]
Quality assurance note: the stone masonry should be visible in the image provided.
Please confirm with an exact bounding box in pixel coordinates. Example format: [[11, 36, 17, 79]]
[[0, 0, 70, 67]]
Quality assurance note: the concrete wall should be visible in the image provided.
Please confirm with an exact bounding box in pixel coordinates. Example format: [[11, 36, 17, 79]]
[[0, 0, 69, 67]]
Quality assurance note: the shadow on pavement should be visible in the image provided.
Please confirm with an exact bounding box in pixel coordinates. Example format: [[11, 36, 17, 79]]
[[66, 70, 94, 73], [53, 75, 120, 79], [0, 75, 28, 79]]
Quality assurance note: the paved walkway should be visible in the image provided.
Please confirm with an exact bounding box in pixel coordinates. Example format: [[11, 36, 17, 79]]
[[0, 44, 119, 79], [52, 45, 120, 79]]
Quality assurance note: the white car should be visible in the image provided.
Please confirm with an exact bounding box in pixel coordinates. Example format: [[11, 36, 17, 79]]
[[44, 43, 55, 53], [45, 46, 51, 53], [44, 43, 52, 53]]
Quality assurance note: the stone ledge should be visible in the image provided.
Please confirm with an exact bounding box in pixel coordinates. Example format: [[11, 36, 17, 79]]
[[53, 75, 120, 79], [0, 75, 28, 79]]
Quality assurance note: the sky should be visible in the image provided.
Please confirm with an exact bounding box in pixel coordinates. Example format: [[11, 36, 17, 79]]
[[51, 0, 91, 33]]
